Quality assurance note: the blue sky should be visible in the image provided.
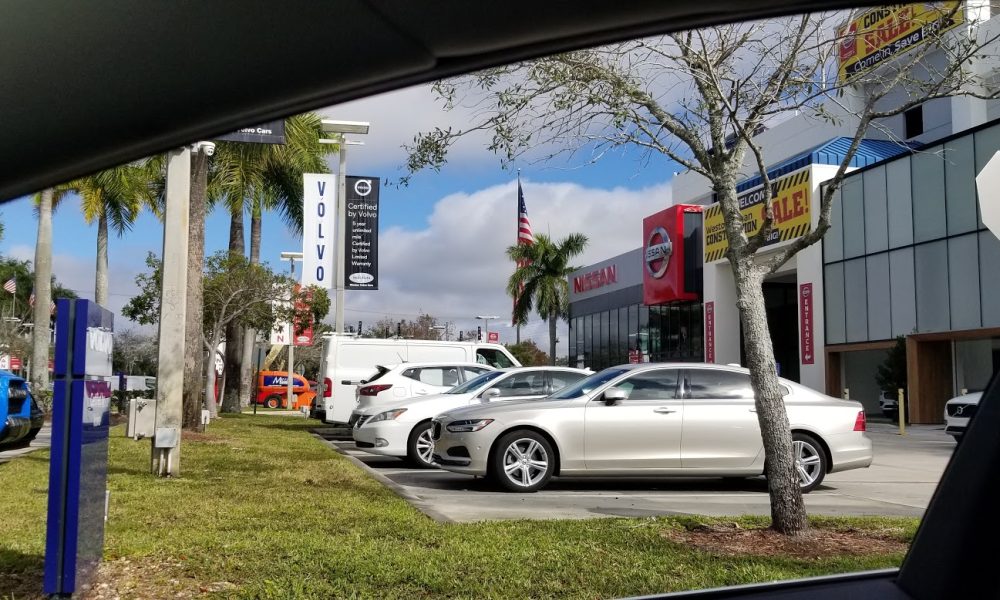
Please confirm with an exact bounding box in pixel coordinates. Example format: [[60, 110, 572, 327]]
[[0, 83, 679, 350]]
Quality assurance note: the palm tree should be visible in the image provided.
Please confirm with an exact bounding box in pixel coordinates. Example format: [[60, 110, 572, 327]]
[[207, 113, 335, 413], [48, 163, 161, 306], [30, 188, 57, 396], [507, 233, 588, 364]]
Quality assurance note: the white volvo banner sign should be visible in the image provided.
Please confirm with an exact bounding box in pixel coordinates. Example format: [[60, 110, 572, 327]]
[[302, 173, 337, 288]]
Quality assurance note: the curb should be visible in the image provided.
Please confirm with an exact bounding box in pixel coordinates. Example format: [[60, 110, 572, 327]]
[[310, 430, 455, 523]]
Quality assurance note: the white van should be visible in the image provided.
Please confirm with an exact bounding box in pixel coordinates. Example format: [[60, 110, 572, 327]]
[[312, 335, 521, 424]]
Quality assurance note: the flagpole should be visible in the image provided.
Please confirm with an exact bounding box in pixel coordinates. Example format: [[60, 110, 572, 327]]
[[515, 169, 521, 345]]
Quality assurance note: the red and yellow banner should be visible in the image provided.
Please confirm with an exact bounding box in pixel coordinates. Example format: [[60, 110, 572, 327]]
[[703, 168, 812, 263], [837, 2, 964, 82]]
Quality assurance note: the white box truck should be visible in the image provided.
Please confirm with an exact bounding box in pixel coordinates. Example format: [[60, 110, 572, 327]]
[[313, 336, 520, 424]]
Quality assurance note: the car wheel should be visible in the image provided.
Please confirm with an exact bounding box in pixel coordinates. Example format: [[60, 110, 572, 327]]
[[491, 430, 555, 493], [792, 432, 827, 493], [3, 427, 41, 450], [407, 421, 436, 469], [265, 395, 281, 409]]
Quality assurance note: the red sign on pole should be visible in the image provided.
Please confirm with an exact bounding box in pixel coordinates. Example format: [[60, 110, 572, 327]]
[[292, 285, 314, 347], [800, 283, 814, 364], [705, 302, 715, 363], [487, 331, 499, 343], [10, 356, 22, 370], [628, 349, 641, 364]]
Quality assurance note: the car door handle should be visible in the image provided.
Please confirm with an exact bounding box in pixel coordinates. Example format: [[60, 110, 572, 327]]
[[653, 407, 676, 414], [749, 409, 757, 413]]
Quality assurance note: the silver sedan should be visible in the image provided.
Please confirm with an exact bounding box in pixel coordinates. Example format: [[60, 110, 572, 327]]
[[431, 363, 872, 493]]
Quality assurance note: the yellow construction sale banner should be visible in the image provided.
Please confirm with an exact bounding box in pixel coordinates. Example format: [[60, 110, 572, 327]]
[[837, 2, 964, 83], [703, 168, 811, 263]]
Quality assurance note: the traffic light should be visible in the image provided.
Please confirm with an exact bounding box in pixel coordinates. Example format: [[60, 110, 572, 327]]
[[397, 322, 402, 338], [477, 326, 482, 341], [358, 321, 363, 335], [458, 331, 464, 341]]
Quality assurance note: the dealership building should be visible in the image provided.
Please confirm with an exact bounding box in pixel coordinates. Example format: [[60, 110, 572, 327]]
[[568, 6, 1000, 422]]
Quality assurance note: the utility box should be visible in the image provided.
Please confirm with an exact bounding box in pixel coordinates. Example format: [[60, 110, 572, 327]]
[[126, 398, 156, 440]]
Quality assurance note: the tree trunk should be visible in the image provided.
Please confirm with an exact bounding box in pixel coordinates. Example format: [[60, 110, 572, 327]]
[[182, 151, 208, 430], [222, 209, 245, 413], [205, 332, 221, 419], [31, 188, 54, 397], [733, 263, 809, 535], [95, 210, 109, 306], [239, 209, 262, 406], [548, 314, 557, 366]]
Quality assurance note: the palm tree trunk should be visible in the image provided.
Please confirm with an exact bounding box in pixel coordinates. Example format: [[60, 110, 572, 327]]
[[240, 209, 262, 406], [31, 188, 54, 397], [222, 209, 245, 413], [95, 210, 109, 306], [183, 151, 208, 429], [548, 314, 557, 366]]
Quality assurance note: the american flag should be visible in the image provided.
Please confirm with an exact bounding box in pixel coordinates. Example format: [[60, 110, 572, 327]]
[[513, 179, 534, 319], [2, 278, 15, 294]]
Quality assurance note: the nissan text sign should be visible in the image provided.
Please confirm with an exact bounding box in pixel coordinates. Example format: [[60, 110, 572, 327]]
[[345, 176, 380, 290], [302, 174, 336, 289]]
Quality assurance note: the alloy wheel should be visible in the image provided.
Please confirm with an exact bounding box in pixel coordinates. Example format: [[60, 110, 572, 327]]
[[793, 439, 822, 488], [502, 438, 549, 488], [415, 428, 435, 465]]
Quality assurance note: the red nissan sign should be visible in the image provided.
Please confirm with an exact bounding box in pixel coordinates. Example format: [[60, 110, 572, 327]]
[[642, 204, 702, 305], [705, 302, 715, 363], [800, 283, 814, 365], [573, 265, 617, 294], [488, 331, 499, 343]]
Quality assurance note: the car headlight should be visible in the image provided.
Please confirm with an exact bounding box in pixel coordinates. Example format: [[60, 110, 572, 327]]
[[368, 408, 407, 424], [446, 418, 494, 433]]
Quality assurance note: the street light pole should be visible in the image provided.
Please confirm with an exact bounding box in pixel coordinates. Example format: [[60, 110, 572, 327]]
[[280, 252, 302, 412], [320, 119, 369, 335], [476, 315, 499, 341]]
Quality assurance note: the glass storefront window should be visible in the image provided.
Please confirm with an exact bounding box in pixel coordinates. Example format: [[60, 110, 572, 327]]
[[584, 313, 593, 369], [599, 310, 610, 370], [638, 306, 650, 360], [609, 308, 620, 366], [568, 317, 577, 368]]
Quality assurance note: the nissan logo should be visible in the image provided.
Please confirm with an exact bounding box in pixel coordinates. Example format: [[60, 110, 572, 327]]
[[353, 179, 372, 197], [645, 226, 673, 279]]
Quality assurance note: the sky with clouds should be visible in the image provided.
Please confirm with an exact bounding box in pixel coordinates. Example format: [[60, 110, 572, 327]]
[[0, 82, 680, 356]]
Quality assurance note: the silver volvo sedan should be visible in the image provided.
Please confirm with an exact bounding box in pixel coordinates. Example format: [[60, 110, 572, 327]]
[[431, 363, 872, 493]]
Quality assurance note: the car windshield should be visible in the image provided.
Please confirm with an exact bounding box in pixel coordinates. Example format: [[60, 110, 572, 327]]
[[444, 370, 504, 394], [548, 368, 629, 399]]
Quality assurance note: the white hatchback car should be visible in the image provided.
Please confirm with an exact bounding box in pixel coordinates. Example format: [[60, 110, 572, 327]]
[[944, 391, 982, 441], [349, 362, 495, 427], [352, 367, 591, 467]]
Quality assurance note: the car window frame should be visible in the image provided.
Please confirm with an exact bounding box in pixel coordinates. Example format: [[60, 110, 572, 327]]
[[600, 367, 680, 402]]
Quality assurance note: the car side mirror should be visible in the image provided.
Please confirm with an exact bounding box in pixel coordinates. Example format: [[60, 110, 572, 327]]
[[481, 388, 501, 401], [602, 387, 628, 404]]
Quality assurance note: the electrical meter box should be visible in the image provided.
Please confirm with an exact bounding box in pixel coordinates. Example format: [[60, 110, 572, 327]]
[[126, 398, 156, 440]]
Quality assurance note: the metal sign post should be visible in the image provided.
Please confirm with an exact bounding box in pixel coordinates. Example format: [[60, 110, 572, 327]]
[[44, 299, 114, 597]]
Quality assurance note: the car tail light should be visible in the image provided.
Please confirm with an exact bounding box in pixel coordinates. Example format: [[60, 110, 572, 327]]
[[854, 410, 866, 432], [323, 378, 333, 398], [360, 384, 392, 396]]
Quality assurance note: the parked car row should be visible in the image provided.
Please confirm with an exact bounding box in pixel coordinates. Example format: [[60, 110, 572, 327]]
[[347, 360, 874, 494]]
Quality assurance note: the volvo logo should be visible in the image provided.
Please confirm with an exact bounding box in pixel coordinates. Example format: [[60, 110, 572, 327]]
[[955, 405, 966, 416], [353, 179, 372, 197], [645, 226, 673, 279]]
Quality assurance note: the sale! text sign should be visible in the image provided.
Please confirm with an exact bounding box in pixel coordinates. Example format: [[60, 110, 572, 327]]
[[704, 168, 811, 263], [837, 3, 964, 83]]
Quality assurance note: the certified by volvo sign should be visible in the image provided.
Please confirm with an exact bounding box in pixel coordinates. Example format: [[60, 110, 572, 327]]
[[644, 226, 673, 279]]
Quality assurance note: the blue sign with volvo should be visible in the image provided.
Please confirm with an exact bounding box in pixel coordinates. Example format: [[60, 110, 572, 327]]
[[44, 299, 114, 596]]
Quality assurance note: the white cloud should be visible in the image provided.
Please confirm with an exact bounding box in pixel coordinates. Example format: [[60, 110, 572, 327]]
[[339, 178, 672, 356], [319, 84, 497, 176], [7, 244, 150, 333]]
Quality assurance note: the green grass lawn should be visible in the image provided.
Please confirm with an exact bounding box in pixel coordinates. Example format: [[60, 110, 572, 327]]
[[1, 415, 918, 599]]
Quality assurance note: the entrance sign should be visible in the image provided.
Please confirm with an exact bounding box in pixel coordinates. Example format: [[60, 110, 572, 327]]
[[978, 151, 1000, 239], [800, 283, 815, 365], [837, 3, 964, 83], [215, 119, 286, 144], [705, 302, 715, 363], [45, 299, 113, 596], [704, 168, 811, 263], [302, 174, 337, 288], [345, 176, 380, 290]]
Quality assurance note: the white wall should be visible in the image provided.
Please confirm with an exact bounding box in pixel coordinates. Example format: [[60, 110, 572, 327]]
[[703, 261, 740, 365]]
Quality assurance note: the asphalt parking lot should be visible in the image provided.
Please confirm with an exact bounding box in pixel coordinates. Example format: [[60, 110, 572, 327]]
[[315, 423, 954, 523]]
